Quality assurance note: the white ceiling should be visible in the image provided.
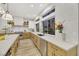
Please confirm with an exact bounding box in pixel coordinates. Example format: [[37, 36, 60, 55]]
[[7, 3, 49, 20]]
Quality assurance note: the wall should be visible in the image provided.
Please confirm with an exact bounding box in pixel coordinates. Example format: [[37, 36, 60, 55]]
[[54, 3, 78, 55], [55, 3, 78, 43], [29, 21, 35, 29], [13, 16, 24, 25], [0, 3, 7, 12], [0, 18, 5, 29], [0, 17, 8, 29], [38, 3, 78, 44], [78, 4, 79, 56]]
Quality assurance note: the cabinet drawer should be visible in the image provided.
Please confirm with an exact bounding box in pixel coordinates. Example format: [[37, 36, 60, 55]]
[[48, 49, 55, 56], [48, 42, 66, 56], [55, 47, 66, 56], [48, 43, 55, 51]]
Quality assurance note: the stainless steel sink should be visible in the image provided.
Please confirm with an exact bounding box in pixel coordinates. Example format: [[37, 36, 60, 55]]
[[37, 33, 44, 36]]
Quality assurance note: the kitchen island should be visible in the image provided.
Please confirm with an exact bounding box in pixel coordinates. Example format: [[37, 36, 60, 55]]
[[0, 34, 19, 56]]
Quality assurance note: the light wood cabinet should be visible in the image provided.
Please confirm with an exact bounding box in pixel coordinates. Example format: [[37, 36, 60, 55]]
[[30, 33, 40, 49], [31, 33, 37, 45], [10, 37, 19, 56], [48, 43, 55, 56], [48, 42, 77, 56], [23, 32, 30, 39], [37, 37, 40, 49], [28, 32, 77, 56], [0, 35, 5, 41], [34, 36, 37, 45], [35, 35, 40, 49]]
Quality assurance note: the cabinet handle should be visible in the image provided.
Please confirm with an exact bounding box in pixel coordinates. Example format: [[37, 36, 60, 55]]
[[55, 49, 58, 51], [52, 52, 55, 56], [53, 53, 55, 56]]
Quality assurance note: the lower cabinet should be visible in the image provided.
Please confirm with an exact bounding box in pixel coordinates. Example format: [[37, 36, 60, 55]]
[[31, 33, 47, 56], [48, 42, 77, 56], [31, 33, 37, 45], [0, 34, 5, 41], [23, 32, 30, 39], [10, 37, 19, 56], [25, 32, 77, 56], [36, 37, 40, 49], [31, 33, 41, 49], [48, 43, 55, 56], [35, 35, 40, 49], [40, 39, 47, 56]]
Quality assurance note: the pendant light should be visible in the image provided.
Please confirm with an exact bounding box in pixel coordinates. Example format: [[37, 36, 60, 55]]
[[2, 3, 13, 21], [2, 11, 13, 20], [0, 7, 5, 17]]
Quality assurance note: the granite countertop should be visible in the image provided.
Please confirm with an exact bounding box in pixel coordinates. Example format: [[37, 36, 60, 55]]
[[0, 34, 19, 56], [32, 32, 78, 51]]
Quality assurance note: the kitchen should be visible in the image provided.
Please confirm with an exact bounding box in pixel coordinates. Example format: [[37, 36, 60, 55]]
[[0, 3, 78, 56]]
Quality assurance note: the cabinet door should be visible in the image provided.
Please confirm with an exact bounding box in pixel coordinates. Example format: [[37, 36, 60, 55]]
[[0, 35, 5, 41], [31, 33, 40, 50], [48, 43, 55, 56], [48, 42, 66, 56], [10, 38, 19, 56], [40, 39, 47, 56], [55, 48, 66, 56], [37, 37, 40, 49], [34, 36, 37, 45], [23, 32, 30, 39], [52, 44, 66, 56], [48, 49, 55, 56], [67, 47, 77, 56], [31, 35, 35, 44], [10, 43, 16, 55], [31, 33, 34, 40]]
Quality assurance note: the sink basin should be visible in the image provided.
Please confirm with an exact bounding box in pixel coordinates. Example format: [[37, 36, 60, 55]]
[[37, 33, 44, 36]]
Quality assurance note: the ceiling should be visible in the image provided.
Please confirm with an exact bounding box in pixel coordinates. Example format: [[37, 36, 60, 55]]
[[7, 3, 50, 20]]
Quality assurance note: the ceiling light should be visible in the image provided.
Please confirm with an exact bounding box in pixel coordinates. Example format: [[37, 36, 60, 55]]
[[2, 13, 13, 21], [0, 7, 5, 16], [39, 4, 43, 7], [33, 15, 36, 17], [30, 4, 34, 7]]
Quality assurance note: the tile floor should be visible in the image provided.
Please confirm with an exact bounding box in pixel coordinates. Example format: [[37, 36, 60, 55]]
[[15, 39, 41, 56]]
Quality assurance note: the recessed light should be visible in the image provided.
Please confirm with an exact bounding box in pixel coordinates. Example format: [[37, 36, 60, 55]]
[[39, 4, 43, 7], [30, 4, 34, 7], [33, 15, 36, 17]]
